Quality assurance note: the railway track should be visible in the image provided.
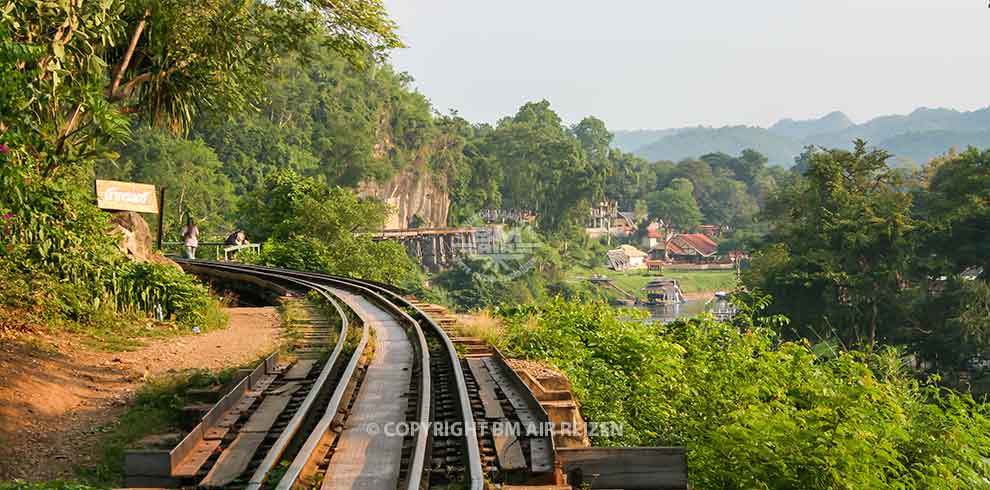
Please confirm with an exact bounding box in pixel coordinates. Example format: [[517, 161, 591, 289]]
[[165, 260, 485, 490]]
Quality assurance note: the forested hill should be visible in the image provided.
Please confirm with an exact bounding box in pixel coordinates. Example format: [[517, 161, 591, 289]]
[[99, 41, 467, 231], [628, 126, 805, 166], [615, 106, 990, 166]]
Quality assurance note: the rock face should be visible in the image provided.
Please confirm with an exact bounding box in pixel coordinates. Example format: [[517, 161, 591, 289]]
[[109, 211, 181, 270], [358, 168, 450, 229]]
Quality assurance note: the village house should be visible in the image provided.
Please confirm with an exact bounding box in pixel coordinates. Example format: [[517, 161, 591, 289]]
[[655, 233, 720, 264], [640, 220, 667, 249], [606, 244, 649, 271], [586, 201, 637, 238]]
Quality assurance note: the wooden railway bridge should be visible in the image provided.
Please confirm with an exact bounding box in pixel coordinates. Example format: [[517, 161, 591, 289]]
[[372, 227, 496, 271]]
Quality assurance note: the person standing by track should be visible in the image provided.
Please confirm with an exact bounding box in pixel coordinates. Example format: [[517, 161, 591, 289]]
[[180, 215, 200, 259]]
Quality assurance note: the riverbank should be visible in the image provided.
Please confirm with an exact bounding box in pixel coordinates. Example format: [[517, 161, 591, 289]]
[[568, 266, 738, 301]]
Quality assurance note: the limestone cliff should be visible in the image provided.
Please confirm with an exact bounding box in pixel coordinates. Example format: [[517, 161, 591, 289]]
[[358, 167, 449, 229], [358, 110, 453, 229]]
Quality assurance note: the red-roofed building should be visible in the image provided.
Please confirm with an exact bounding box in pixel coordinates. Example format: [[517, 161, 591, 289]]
[[656, 233, 721, 263], [640, 221, 668, 249]]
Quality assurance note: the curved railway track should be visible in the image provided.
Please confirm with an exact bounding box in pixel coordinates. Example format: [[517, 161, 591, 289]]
[[174, 260, 485, 490]]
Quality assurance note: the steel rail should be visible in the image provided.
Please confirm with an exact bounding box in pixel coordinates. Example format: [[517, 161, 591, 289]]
[[196, 262, 431, 489], [274, 276, 430, 490], [182, 261, 485, 490], [174, 260, 359, 489], [271, 294, 369, 490]]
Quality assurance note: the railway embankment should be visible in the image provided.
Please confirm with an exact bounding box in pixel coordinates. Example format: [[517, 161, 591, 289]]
[[0, 307, 282, 482]]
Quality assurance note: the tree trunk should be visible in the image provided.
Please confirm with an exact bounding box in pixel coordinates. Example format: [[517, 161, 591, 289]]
[[108, 9, 151, 99], [55, 10, 150, 167], [868, 300, 878, 348]]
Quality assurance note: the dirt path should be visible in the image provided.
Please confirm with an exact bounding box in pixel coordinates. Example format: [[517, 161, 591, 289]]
[[0, 307, 282, 481]]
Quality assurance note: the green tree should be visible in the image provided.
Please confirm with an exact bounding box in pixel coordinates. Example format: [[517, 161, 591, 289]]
[[102, 128, 237, 237], [745, 141, 915, 347], [3, 0, 401, 178], [604, 150, 652, 209], [734, 148, 768, 187], [440, 116, 501, 224], [240, 169, 417, 284], [707, 177, 759, 227], [905, 148, 990, 369], [488, 101, 602, 235], [239, 170, 387, 240], [673, 158, 715, 201], [919, 148, 990, 277], [648, 178, 703, 230]]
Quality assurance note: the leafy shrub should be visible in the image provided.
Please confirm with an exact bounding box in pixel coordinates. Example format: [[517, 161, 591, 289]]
[[110, 262, 225, 328], [0, 151, 222, 337], [239, 170, 419, 284], [250, 234, 417, 285], [496, 298, 990, 490]]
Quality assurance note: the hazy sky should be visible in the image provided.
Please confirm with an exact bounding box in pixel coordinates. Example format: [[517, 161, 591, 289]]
[[381, 0, 988, 130]]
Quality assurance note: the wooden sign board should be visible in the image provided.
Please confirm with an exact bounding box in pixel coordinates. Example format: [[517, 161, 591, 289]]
[[95, 180, 159, 214]]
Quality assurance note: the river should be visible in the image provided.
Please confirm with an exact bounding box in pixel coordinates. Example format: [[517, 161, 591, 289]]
[[621, 298, 710, 323]]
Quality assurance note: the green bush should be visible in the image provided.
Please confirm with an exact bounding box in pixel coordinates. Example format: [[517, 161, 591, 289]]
[[0, 153, 222, 339], [496, 298, 990, 490], [238, 170, 419, 285], [249, 235, 417, 285]]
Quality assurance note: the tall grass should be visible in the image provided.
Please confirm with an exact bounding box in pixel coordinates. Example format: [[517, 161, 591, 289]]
[[452, 310, 507, 350]]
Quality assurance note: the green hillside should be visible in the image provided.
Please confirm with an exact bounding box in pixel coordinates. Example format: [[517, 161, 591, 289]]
[[616, 106, 990, 166], [634, 126, 805, 166]]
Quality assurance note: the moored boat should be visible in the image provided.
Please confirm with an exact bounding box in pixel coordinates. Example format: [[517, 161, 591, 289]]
[[641, 277, 686, 306]]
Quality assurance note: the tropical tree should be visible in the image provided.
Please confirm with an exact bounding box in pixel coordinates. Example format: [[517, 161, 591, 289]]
[[488, 101, 604, 235], [1, 0, 401, 177], [919, 148, 990, 278], [745, 141, 915, 347], [104, 128, 238, 236], [648, 178, 703, 230], [240, 170, 417, 284]]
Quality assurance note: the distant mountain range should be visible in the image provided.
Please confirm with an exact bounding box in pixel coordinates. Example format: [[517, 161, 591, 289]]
[[613, 107, 990, 166]]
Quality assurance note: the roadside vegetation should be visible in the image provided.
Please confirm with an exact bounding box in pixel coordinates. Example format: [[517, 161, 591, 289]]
[[0, 0, 402, 344], [496, 298, 990, 490]]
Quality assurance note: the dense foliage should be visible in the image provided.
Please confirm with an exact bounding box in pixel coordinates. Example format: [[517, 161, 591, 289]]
[[0, 0, 401, 336], [498, 298, 990, 490], [99, 128, 238, 236], [747, 143, 990, 371], [241, 170, 418, 284], [0, 147, 218, 333], [187, 40, 444, 195], [746, 141, 915, 346]]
